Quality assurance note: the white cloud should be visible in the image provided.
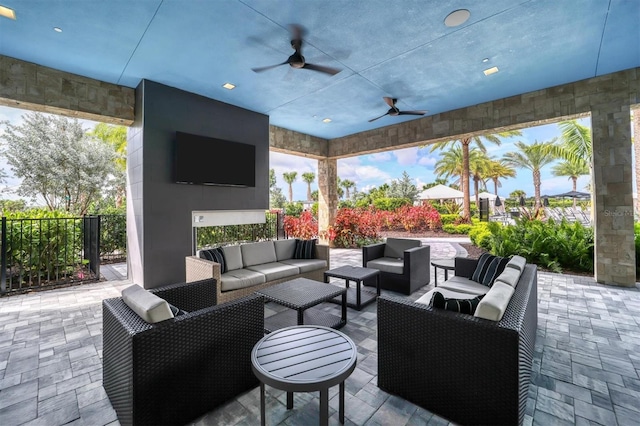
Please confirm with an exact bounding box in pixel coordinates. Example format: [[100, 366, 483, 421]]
[[394, 147, 419, 166], [355, 165, 391, 182], [368, 152, 393, 162], [417, 156, 437, 167]]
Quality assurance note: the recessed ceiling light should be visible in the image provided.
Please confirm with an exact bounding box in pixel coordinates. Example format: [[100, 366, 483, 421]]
[[53, 27, 62, 33], [0, 5, 16, 20], [322, 118, 331, 123], [444, 9, 470, 27], [222, 83, 236, 90], [483, 66, 499, 76], [482, 58, 489, 63]]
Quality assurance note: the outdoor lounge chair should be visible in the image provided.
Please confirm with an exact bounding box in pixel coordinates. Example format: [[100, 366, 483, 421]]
[[102, 279, 264, 426]]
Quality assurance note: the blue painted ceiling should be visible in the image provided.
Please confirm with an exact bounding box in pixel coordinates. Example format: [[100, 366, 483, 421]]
[[1, 0, 639, 139]]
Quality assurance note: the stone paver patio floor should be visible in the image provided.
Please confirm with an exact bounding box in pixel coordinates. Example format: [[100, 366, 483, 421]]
[[1, 239, 639, 425]]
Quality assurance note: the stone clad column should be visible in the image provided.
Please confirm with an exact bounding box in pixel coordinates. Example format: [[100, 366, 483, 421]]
[[591, 103, 635, 286], [317, 159, 337, 246]]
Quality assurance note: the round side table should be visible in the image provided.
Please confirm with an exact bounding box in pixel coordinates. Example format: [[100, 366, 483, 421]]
[[431, 258, 455, 286], [251, 325, 357, 426]]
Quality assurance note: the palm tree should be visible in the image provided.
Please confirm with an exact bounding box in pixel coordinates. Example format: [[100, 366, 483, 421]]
[[433, 145, 465, 186], [503, 140, 558, 208], [484, 159, 517, 195], [468, 150, 492, 207], [282, 171, 297, 203], [301, 172, 315, 201], [341, 179, 355, 199], [551, 160, 589, 207], [429, 130, 522, 221]]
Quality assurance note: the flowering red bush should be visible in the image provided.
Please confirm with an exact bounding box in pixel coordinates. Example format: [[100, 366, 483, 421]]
[[395, 204, 442, 232], [324, 207, 382, 248], [283, 210, 318, 239]]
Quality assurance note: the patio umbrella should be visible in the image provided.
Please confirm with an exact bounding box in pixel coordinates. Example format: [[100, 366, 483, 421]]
[[543, 196, 550, 207], [494, 196, 502, 207], [519, 195, 526, 206], [549, 190, 590, 199]]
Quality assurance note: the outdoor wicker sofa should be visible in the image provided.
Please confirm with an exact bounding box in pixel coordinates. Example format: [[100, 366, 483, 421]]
[[185, 239, 329, 304], [377, 257, 538, 425], [102, 278, 264, 426]]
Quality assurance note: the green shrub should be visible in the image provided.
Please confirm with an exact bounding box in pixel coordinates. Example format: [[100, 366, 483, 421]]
[[468, 222, 493, 250], [486, 218, 593, 273], [284, 202, 304, 216], [442, 223, 473, 234], [372, 197, 412, 211], [440, 214, 460, 226]]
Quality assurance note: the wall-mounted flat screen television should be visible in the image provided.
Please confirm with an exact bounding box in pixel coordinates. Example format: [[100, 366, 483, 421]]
[[174, 131, 256, 187]]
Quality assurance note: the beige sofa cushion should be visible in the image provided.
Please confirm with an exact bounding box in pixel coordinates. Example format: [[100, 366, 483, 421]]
[[494, 267, 521, 288], [222, 245, 243, 271], [474, 282, 515, 321], [241, 241, 277, 267], [438, 276, 491, 296], [506, 255, 527, 273], [415, 287, 478, 305], [366, 257, 403, 275], [280, 258, 327, 273], [383, 238, 421, 259], [274, 239, 297, 261], [121, 284, 173, 323], [221, 269, 266, 292], [246, 262, 300, 281]]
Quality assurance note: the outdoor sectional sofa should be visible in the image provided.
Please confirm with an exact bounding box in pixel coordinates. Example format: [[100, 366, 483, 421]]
[[377, 255, 537, 425], [185, 239, 329, 304]]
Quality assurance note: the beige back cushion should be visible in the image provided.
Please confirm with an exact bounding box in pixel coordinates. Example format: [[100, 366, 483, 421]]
[[222, 245, 243, 271], [493, 267, 521, 288], [506, 255, 526, 273], [241, 241, 277, 267], [274, 239, 297, 261], [121, 284, 173, 323], [384, 238, 421, 259]]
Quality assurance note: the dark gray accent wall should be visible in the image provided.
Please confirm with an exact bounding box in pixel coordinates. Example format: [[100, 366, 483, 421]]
[[127, 80, 269, 289]]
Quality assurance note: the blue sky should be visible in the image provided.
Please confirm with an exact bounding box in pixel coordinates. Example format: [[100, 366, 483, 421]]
[[0, 104, 598, 203], [271, 118, 596, 202]]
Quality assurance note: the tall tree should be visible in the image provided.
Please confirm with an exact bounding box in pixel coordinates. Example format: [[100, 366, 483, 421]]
[[87, 123, 127, 208], [429, 130, 521, 221], [0, 112, 117, 215], [386, 171, 418, 201], [433, 145, 465, 187], [551, 160, 589, 207], [282, 171, 297, 203], [301, 172, 316, 201], [341, 179, 355, 199], [468, 150, 491, 207], [484, 159, 517, 195], [269, 169, 286, 208], [503, 140, 558, 208]]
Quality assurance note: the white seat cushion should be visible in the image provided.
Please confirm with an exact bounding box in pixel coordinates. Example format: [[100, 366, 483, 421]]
[[366, 257, 404, 275], [474, 282, 515, 321], [280, 258, 327, 273], [121, 284, 173, 323], [220, 269, 266, 292], [439, 276, 491, 296], [246, 262, 299, 281]]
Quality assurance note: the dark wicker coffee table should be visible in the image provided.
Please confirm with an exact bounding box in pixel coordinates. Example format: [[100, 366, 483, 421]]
[[324, 265, 380, 310], [251, 325, 357, 426], [257, 278, 347, 333]]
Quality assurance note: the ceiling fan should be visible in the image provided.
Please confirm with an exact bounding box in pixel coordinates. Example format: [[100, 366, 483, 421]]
[[251, 24, 341, 76], [368, 97, 427, 122]]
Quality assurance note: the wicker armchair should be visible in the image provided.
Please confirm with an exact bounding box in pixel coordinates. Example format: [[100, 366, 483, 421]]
[[362, 238, 430, 295], [102, 279, 265, 426], [377, 258, 538, 426]]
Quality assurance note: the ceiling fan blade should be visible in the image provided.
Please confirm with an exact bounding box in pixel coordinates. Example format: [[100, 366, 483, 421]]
[[398, 110, 426, 116], [383, 97, 396, 108], [302, 63, 341, 75], [251, 61, 289, 73], [368, 112, 389, 122]]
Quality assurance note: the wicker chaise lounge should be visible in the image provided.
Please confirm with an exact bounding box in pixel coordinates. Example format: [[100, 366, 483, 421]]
[[102, 279, 264, 426], [377, 257, 538, 425]]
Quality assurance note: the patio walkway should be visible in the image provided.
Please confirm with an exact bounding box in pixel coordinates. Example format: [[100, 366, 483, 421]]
[[1, 239, 639, 425]]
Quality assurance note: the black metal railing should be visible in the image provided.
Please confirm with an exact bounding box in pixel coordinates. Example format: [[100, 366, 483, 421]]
[[0, 214, 127, 295], [194, 211, 284, 250]]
